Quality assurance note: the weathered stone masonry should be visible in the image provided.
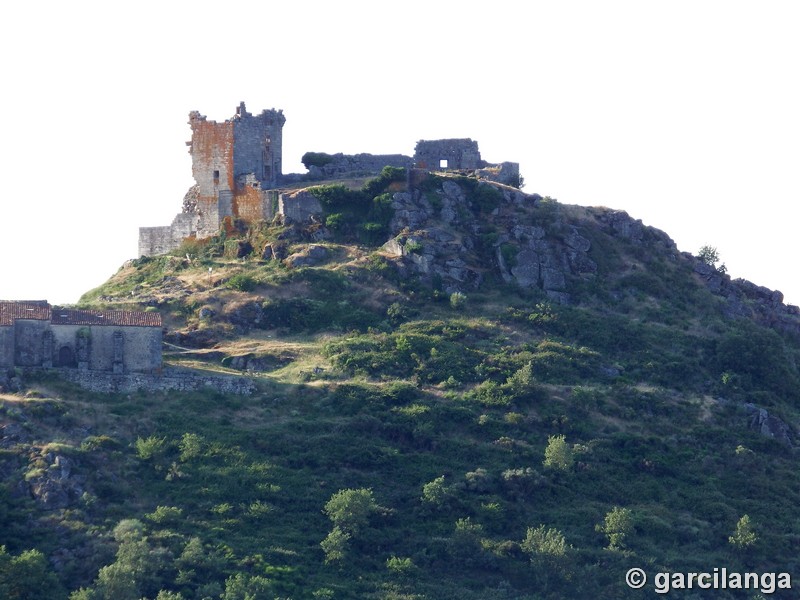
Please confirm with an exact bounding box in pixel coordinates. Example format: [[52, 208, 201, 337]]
[[0, 301, 162, 374], [139, 102, 286, 256]]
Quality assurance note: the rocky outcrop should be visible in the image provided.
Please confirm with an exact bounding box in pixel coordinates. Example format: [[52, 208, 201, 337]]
[[384, 177, 598, 301], [690, 255, 800, 335], [27, 453, 84, 510], [285, 245, 328, 268], [745, 403, 794, 446]]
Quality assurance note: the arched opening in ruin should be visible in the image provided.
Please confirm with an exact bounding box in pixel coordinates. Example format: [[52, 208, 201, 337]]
[[58, 345, 76, 368]]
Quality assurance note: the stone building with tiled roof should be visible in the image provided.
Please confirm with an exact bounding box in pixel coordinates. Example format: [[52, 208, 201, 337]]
[[0, 301, 162, 374]]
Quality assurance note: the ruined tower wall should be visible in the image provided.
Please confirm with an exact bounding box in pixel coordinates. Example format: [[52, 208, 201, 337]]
[[414, 139, 482, 170], [233, 185, 270, 222], [188, 112, 235, 237], [233, 107, 285, 188]]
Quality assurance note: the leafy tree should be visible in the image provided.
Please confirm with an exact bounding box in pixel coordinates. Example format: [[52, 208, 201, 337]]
[[421, 475, 451, 507], [596, 506, 634, 551], [543, 434, 574, 471], [135, 436, 167, 462], [178, 432, 205, 461], [697, 245, 727, 273], [729, 514, 757, 550], [320, 526, 351, 564], [220, 572, 274, 600], [87, 520, 170, 600], [386, 555, 416, 576], [697, 245, 720, 266], [450, 517, 485, 563], [0, 546, 67, 600], [323, 488, 379, 534], [522, 525, 569, 560], [521, 525, 571, 590]]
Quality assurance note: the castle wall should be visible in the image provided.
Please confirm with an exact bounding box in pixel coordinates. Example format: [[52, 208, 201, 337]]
[[233, 105, 285, 188], [414, 139, 482, 170], [305, 153, 413, 180], [138, 226, 174, 257], [138, 213, 197, 257]]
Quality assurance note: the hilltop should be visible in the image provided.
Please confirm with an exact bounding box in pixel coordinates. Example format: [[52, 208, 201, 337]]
[[1, 169, 799, 599]]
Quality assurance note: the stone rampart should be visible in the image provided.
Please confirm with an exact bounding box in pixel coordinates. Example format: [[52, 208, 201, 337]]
[[305, 153, 413, 180]]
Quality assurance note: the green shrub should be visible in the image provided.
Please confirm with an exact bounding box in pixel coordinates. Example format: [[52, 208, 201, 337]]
[[500, 243, 519, 267], [301, 151, 335, 169], [135, 436, 167, 461], [543, 434, 573, 471], [226, 273, 257, 292], [405, 240, 423, 254], [450, 292, 467, 309], [145, 505, 184, 525]]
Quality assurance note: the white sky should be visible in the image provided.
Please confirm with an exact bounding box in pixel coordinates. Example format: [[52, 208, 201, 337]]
[[1, 1, 799, 305]]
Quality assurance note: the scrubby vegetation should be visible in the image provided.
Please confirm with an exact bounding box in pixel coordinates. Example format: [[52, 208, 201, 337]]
[[4, 170, 800, 599]]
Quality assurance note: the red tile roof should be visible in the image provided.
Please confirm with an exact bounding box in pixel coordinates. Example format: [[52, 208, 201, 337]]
[[0, 301, 162, 328], [51, 307, 163, 327], [0, 301, 51, 326]]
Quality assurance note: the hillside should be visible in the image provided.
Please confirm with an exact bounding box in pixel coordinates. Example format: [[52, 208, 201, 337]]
[[2, 169, 799, 599]]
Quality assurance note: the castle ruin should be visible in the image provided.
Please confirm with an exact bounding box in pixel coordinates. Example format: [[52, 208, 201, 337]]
[[139, 103, 519, 256]]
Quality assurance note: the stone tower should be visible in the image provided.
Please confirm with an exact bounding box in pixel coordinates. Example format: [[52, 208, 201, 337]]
[[187, 101, 285, 237]]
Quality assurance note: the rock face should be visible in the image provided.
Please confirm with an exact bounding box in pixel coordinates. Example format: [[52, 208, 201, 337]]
[[28, 453, 84, 510], [383, 175, 598, 302], [690, 254, 800, 335], [745, 403, 794, 446]]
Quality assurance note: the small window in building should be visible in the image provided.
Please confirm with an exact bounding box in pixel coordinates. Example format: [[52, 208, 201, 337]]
[[439, 159, 448, 169], [213, 170, 220, 179]]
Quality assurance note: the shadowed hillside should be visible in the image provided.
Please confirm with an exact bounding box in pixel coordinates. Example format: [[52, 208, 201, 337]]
[[1, 169, 798, 599]]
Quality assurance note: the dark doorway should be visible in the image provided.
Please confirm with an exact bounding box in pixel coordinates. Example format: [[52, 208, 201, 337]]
[[58, 345, 76, 368]]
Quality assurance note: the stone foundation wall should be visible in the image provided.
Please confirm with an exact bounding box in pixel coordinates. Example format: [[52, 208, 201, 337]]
[[41, 366, 256, 395]]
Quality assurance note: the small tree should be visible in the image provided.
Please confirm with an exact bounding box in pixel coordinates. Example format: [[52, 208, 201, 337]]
[[543, 435, 574, 471], [596, 506, 634, 551], [320, 526, 351, 564], [421, 475, 451, 507], [450, 291, 467, 309], [697, 245, 727, 274], [220, 572, 274, 600], [522, 525, 571, 589], [323, 488, 379, 534], [523, 525, 568, 558], [0, 546, 67, 600], [729, 514, 757, 550]]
